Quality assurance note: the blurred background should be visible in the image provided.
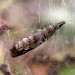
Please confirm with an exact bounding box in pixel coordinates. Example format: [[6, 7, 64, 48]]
[[0, 0, 75, 75]]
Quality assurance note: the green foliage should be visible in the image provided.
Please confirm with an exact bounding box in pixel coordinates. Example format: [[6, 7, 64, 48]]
[[60, 64, 75, 75]]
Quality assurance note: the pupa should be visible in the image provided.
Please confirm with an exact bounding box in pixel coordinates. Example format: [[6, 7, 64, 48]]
[[10, 21, 65, 57]]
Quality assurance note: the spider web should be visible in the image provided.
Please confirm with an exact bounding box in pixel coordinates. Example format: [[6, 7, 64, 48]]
[[1, 0, 75, 75]]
